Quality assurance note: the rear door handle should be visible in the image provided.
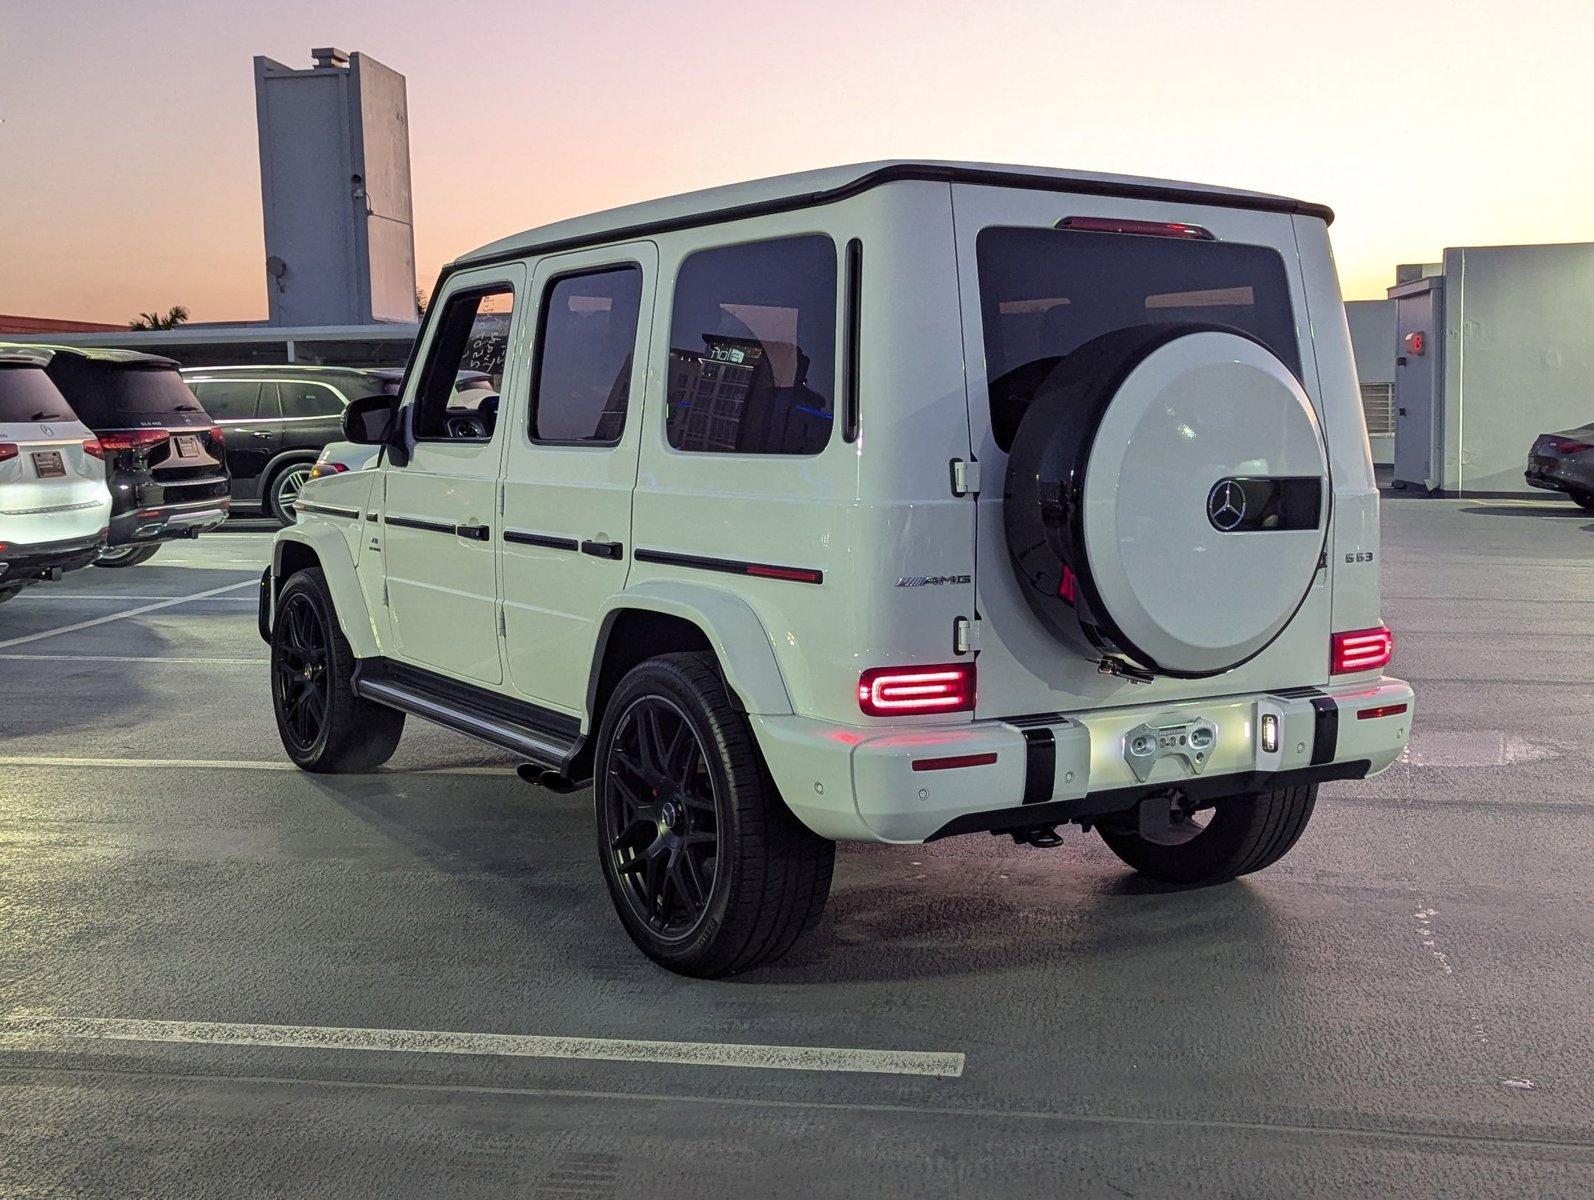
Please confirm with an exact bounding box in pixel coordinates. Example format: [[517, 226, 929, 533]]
[[456, 523, 490, 541], [581, 539, 624, 559], [251, 430, 272, 439]]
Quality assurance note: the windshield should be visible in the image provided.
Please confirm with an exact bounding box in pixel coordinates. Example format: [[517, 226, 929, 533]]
[[0, 365, 77, 423], [977, 226, 1301, 451]]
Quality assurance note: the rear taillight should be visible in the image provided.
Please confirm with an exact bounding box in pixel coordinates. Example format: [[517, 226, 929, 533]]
[[1331, 626, 1394, 675], [82, 438, 105, 459], [308, 461, 349, 481], [207, 424, 225, 447], [96, 428, 169, 453], [0, 443, 17, 464], [1058, 215, 1215, 240], [1544, 436, 1592, 454], [858, 663, 976, 716]]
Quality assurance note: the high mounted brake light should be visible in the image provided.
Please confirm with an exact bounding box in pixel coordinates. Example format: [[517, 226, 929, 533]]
[[1057, 216, 1215, 240], [1331, 626, 1394, 675], [858, 663, 975, 716]]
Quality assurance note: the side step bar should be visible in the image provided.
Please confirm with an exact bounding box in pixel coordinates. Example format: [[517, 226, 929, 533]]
[[352, 658, 583, 775]]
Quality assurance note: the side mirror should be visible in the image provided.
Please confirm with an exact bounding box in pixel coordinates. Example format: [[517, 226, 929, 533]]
[[342, 395, 397, 445]]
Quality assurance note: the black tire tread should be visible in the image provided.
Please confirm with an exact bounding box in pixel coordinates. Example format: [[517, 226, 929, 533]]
[[1097, 784, 1317, 885], [597, 652, 833, 977], [272, 567, 404, 773]]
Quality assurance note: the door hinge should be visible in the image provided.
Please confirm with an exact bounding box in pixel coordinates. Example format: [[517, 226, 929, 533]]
[[954, 615, 982, 655], [949, 458, 981, 497]]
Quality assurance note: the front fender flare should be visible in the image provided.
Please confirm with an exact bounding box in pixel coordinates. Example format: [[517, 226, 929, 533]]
[[591, 580, 793, 718], [270, 523, 380, 659]]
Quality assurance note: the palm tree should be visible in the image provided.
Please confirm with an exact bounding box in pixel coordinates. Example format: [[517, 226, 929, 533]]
[[128, 305, 190, 331]]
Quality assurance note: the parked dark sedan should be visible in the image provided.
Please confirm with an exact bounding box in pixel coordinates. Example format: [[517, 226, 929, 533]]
[[10, 345, 232, 567], [1525, 424, 1594, 510], [182, 366, 395, 523]]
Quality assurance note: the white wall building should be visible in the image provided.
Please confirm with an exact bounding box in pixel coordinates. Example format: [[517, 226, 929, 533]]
[[1389, 243, 1594, 495]]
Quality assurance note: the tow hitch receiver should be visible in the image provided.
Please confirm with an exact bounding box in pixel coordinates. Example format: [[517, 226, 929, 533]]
[[1008, 825, 1063, 848], [1123, 717, 1217, 782]]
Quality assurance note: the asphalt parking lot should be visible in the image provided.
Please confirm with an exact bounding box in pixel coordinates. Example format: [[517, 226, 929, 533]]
[[1, 500, 1590, 1198]]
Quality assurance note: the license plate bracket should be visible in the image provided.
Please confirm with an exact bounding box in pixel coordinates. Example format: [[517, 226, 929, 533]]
[[1123, 717, 1218, 782], [31, 450, 65, 478]]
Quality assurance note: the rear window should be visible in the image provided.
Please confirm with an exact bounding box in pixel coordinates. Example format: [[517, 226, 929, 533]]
[[0, 365, 76, 423], [44, 357, 205, 425], [977, 227, 1300, 451]]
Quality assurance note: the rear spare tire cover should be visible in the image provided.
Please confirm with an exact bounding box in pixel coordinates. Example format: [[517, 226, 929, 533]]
[[1004, 324, 1328, 678]]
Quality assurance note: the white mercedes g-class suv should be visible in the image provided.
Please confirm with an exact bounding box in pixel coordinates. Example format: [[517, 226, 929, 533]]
[[262, 162, 1412, 977]]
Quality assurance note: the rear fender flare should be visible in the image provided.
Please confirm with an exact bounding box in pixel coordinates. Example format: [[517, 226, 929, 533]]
[[270, 524, 379, 658], [590, 580, 793, 720]]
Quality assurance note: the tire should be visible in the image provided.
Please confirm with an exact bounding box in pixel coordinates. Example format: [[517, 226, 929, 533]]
[[95, 543, 160, 568], [267, 461, 315, 525], [270, 566, 404, 772], [1096, 784, 1317, 886], [1569, 490, 1594, 513], [594, 652, 835, 978]]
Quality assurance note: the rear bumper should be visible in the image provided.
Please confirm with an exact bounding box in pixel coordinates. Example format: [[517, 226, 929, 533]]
[[108, 498, 230, 545], [751, 678, 1413, 844], [0, 530, 109, 585], [1525, 459, 1593, 495]]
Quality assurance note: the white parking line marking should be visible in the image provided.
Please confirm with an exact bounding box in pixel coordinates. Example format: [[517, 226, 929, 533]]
[[0, 580, 256, 650], [0, 654, 265, 665], [5, 1016, 965, 1078], [0, 756, 513, 775]]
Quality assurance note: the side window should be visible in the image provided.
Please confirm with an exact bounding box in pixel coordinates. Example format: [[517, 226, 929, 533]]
[[279, 382, 343, 419], [414, 286, 514, 440], [529, 266, 643, 444], [666, 235, 836, 455], [190, 380, 261, 422]]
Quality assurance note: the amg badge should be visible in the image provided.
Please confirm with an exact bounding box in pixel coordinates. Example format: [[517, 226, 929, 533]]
[[895, 574, 971, 588]]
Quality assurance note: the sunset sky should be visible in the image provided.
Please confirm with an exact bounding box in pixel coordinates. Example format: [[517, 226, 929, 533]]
[[2, 0, 1588, 325]]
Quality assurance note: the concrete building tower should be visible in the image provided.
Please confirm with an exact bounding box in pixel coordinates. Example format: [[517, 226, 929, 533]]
[[254, 48, 418, 326]]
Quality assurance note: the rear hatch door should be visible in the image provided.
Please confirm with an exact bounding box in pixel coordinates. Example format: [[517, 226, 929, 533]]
[[950, 183, 1333, 719]]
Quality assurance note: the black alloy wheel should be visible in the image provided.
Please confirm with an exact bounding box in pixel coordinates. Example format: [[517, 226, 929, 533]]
[[601, 694, 720, 941], [272, 590, 331, 754]]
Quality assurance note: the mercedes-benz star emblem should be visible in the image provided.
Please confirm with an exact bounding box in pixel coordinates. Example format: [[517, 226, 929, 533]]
[[1207, 479, 1247, 531], [40, 424, 54, 437]]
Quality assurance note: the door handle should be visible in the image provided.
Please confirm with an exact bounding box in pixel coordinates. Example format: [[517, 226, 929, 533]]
[[251, 430, 272, 439], [456, 523, 490, 541], [581, 539, 624, 559]]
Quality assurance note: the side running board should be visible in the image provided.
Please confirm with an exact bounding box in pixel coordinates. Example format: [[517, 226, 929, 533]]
[[352, 658, 583, 775]]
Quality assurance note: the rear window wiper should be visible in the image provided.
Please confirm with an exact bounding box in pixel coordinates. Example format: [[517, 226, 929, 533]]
[[171, 403, 203, 412], [31, 410, 67, 420]]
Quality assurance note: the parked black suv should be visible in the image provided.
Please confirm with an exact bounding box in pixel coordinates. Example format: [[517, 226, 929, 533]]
[[15, 346, 231, 567], [184, 366, 496, 522], [181, 366, 392, 523]]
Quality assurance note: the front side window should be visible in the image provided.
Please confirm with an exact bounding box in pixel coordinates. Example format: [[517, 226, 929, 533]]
[[413, 286, 514, 440], [529, 266, 643, 444], [666, 235, 836, 455], [977, 227, 1300, 451]]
